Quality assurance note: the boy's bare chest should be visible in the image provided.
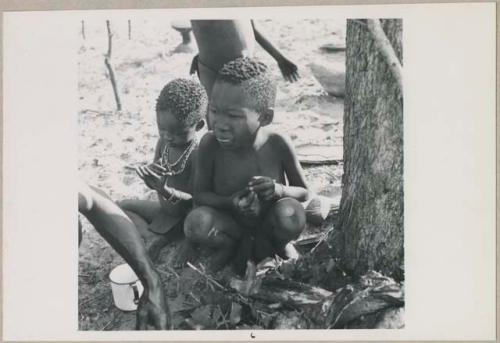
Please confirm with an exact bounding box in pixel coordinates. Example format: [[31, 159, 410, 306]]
[[213, 150, 283, 195]]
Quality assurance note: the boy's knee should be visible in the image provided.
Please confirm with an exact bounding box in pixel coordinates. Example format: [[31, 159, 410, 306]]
[[271, 198, 306, 241], [184, 206, 215, 243]]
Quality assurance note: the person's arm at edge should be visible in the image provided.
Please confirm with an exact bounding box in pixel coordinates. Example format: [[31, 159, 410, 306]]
[[252, 20, 299, 82], [252, 20, 287, 63], [78, 183, 169, 329]]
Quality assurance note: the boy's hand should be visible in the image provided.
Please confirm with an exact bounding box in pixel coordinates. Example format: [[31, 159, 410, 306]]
[[231, 188, 260, 217], [231, 188, 250, 211], [277, 57, 299, 82], [248, 176, 284, 201], [136, 163, 166, 191]]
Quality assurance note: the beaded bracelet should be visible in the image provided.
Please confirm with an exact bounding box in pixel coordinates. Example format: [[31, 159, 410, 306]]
[[169, 190, 181, 205], [275, 183, 285, 199]]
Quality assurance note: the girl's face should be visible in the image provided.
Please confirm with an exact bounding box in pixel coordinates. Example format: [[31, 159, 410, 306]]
[[156, 110, 198, 148]]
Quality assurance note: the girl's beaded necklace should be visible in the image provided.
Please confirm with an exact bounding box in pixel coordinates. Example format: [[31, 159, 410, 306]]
[[160, 139, 197, 176], [158, 139, 197, 205]]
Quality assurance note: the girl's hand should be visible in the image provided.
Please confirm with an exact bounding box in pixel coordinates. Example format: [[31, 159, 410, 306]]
[[135, 165, 165, 191], [148, 163, 168, 176]]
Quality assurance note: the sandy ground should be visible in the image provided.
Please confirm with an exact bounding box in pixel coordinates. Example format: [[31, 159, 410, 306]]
[[78, 18, 345, 330]]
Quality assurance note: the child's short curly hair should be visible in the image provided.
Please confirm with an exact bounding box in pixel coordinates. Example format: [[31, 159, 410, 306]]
[[155, 78, 208, 125], [216, 57, 277, 114]]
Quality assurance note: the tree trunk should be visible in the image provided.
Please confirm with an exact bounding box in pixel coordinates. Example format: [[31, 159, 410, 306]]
[[335, 19, 403, 277]]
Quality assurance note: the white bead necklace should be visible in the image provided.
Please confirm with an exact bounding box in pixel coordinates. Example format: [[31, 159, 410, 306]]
[[160, 139, 196, 176]]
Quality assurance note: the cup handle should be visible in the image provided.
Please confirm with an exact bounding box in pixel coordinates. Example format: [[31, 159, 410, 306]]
[[132, 282, 140, 305]]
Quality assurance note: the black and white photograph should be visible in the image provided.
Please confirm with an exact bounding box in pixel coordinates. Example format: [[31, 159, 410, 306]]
[[77, 16, 404, 331], [3, 2, 496, 341]]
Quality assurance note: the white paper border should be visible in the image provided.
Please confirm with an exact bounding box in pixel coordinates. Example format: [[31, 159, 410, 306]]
[[2, 3, 496, 341]]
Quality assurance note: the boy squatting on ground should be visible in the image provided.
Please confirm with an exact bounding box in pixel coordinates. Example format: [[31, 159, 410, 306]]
[[119, 79, 206, 259], [184, 57, 309, 273]]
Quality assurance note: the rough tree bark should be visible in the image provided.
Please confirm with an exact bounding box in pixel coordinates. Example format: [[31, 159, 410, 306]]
[[335, 19, 403, 277]]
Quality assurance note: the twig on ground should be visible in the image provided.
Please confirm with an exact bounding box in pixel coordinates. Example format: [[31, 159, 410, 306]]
[[165, 265, 180, 278], [99, 310, 122, 331], [157, 265, 180, 279], [300, 159, 340, 166], [81, 109, 113, 115], [100, 317, 114, 331], [187, 262, 225, 290], [216, 305, 230, 330], [186, 262, 251, 306], [79, 291, 109, 307], [310, 227, 335, 253], [189, 292, 201, 304]]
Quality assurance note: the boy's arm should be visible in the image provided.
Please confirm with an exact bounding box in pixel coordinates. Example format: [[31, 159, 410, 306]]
[[193, 133, 235, 210], [278, 134, 310, 201], [78, 182, 170, 329], [249, 134, 309, 202], [252, 20, 299, 82]]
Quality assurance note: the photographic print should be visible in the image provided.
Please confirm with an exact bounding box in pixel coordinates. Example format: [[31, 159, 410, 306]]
[[3, 1, 497, 340], [77, 15, 404, 331]]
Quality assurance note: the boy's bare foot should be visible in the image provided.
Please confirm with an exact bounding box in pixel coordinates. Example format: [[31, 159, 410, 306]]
[[146, 223, 184, 262], [207, 248, 235, 273], [232, 234, 254, 276], [173, 240, 199, 268], [276, 242, 300, 261]]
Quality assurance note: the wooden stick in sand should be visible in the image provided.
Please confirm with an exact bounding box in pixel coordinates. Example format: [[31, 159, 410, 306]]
[[104, 20, 122, 111]]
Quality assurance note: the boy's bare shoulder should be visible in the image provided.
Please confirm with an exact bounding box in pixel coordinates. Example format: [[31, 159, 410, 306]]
[[264, 129, 295, 152], [198, 131, 220, 152]]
